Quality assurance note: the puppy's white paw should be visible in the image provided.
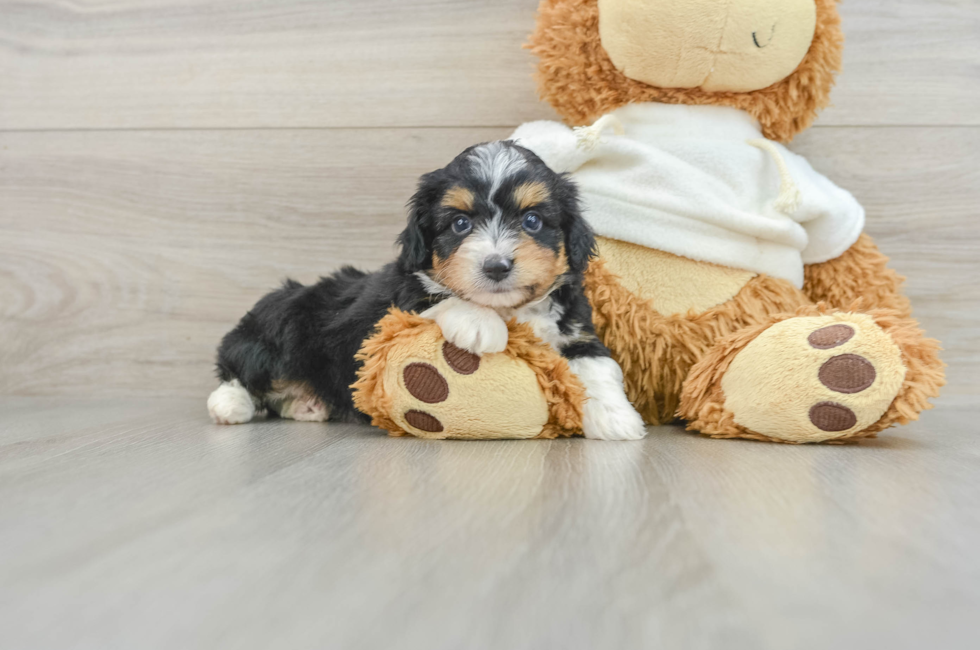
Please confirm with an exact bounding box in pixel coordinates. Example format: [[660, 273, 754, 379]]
[[581, 398, 647, 441], [208, 379, 256, 425], [422, 297, 509, 355], [568, 356, 647, 441]]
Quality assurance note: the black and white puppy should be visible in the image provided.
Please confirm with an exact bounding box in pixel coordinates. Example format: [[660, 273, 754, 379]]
[[208, 141, 646, 440]]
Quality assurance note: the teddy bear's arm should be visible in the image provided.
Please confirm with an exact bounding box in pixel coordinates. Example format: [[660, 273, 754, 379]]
[[802, 233, 912, 317]]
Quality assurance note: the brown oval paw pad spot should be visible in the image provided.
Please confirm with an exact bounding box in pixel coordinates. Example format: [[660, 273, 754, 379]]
[[404, 410, 444, 433], [818, 354, 876, 394], [442, 341, 480, 375], [403, 363, 449, 403], [809, 402, 857, 432], [808, 324, 855, 349]]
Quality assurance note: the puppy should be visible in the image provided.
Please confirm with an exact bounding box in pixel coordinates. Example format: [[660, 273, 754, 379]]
[[208, 141, 646, 440]]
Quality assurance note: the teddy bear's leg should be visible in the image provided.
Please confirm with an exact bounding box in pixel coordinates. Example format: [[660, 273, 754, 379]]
[[803, 233, 913, 316], [679, 309, 944, 443], [352, 309, 585, 440], [583, 246, 813, 427]]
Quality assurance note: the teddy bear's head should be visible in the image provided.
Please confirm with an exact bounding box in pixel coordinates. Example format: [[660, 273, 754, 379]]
[[528, 0, 844, 142]]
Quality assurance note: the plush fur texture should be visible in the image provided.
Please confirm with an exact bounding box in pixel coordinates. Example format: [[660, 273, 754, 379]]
[[210, 141, 619, 432], [597, 0, 819, 93], [515, 0, 944, 442], [803, 233, 913, 316], [594, 236, 755, 315], [678, 304, 945, 443], [527, 0, 843, 142], [352, 309, 586, 439], [214, 0, 941, 443], [583, 244, 945, 442], [717, 312, 908, 442], [584, 256, 811, 426]]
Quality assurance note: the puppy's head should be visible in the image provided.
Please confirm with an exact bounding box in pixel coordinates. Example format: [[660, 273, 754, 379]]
[[398, 141, 595, 309]]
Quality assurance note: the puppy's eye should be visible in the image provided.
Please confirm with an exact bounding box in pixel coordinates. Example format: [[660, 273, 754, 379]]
[[451, 216, 472, 235], [522, 212, 543, 233]]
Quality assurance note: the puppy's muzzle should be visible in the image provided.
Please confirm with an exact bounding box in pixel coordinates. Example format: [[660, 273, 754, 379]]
[[481, 255, 513, 283]]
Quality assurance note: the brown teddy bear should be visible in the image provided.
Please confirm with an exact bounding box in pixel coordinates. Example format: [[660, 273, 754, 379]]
[[354, 0, 944, 443]]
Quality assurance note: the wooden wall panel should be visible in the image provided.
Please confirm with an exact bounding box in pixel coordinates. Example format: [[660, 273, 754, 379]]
[[0, 0, 977, 130], [2, 126, 977, 405], [0, 127, 510, 397]]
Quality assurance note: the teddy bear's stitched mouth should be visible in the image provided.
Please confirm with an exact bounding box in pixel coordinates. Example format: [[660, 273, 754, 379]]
[[752, 24, 777, 49]]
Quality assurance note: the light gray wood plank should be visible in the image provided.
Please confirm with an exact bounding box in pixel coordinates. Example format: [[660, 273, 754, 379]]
[[0, 0, 558, 130], [0, 0, 976, 130], [0, 397, 977, 649], [0, 126, 510, 398], [2, 126, 976, 405], [829, 0, 980, 126], [649, 406, 980, 650]]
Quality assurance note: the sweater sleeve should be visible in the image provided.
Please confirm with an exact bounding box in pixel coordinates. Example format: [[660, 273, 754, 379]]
[[778, 144, 866, 265], [509, 121, 596, 174]]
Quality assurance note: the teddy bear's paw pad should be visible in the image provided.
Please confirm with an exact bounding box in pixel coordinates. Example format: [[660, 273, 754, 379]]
[[403, 363, 449, 403], [383, 328, 549, 439], [404, 409, 444, 433], [721, 314, 906, 442], [817, 353, 876, 394], [442, 342, 480, 374], [807, 324, 855, 349], [808, 401, 857, 432]]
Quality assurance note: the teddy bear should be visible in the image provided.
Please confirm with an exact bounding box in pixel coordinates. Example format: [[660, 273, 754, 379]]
[[353, 0, 944, 443]]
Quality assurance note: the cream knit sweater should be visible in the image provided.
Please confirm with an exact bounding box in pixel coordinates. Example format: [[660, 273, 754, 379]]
[[511, 103, 865, 288]]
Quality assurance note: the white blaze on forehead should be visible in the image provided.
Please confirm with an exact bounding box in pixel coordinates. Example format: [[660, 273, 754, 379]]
[[468, 142, 527, 201], [465, 214, 518, 262], [465, 142, 527, 260]]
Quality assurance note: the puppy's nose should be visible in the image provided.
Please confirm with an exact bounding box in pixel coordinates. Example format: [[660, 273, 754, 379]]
[[482, 255, 513, 282]]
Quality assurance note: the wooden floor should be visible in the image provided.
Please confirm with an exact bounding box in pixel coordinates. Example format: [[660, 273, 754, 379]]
[[0, 398, 977, 649]]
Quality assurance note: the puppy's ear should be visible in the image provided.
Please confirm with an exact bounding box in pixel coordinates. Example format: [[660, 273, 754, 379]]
[[558, 174, 597, 273], [397, 173, 441, 273]]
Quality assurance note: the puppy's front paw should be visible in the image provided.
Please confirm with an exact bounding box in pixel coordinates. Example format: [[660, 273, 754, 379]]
[[568, 356, 647, 441], [581, 398, 647, 441], [422, 298, 508, 355]]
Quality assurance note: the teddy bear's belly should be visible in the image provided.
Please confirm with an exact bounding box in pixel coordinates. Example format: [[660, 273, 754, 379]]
[[595, 236, 755, 315]]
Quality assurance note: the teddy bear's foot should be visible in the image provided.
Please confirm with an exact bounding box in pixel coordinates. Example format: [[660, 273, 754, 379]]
[[352, 310, 586, 440], [395, 337, 553, 439], [679, 310, 944, 443]]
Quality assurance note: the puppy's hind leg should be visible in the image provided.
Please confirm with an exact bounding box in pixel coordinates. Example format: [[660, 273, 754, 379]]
[[278, 398, 330, 422], [208, 379, 259, 425], [266, 381, 330, 422]]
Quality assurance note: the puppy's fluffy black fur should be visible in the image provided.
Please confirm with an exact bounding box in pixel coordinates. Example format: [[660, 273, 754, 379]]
[[214, 141, 608, 423]]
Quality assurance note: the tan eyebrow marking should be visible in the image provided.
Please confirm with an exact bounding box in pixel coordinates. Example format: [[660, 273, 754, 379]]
[[441, 186, 475, 212], [513, 182, 550, 210]]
